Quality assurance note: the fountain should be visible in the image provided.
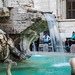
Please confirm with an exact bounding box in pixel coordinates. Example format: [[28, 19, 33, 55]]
[[0, 11, 49, 75], [0, 10, 75, 74], [0, 3, 74, 75]]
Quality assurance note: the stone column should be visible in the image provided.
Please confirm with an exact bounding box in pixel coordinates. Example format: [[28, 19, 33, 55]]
[[60, 0, 62, 19], [56, 0, 58, 17], [57, 0, 61, 19], [62, 0, 66, 19]]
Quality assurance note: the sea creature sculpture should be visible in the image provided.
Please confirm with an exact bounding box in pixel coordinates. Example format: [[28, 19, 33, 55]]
[[0, 14, 48, 75]]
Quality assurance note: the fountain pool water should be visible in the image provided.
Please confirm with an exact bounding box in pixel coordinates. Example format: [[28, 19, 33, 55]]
[[0, 53, 74, 75]]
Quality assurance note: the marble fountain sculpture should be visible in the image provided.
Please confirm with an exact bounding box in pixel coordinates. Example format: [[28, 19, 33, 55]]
[[0, 6, 74, 75], [0, 12, 75, 75], [0, 10, 49, 75], [69, 58, 75, 75]]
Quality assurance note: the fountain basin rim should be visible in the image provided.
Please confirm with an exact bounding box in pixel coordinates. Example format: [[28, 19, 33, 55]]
[[31, 52, 75, 56]]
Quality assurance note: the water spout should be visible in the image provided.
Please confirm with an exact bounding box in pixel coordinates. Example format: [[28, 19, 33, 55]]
[[44, 13, 64, 52]]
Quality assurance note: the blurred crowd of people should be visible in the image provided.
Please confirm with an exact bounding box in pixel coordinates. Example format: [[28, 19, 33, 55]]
[[65, 31, 75, 52], [30, 33, 50, 51], [30, 31, 75, 52]]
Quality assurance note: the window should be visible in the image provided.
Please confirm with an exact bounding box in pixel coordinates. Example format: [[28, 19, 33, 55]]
[[66, 0, 75, 19]]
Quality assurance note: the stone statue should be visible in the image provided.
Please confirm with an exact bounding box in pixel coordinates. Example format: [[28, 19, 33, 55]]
[[69, 58, 75, 75], [0, 29, 31, 62], [0, 29, 31, 75]]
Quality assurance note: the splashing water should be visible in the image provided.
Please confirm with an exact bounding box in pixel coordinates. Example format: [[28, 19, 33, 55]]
[[44, 13, 64, 52], [32, 42, 37, 52], [53, 63, 70, 67]]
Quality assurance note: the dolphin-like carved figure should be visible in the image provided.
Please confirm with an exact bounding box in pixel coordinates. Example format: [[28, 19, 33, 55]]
[[0, 15, 48, 75]]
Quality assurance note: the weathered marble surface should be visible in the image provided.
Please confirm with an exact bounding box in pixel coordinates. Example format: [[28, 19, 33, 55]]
[[0, 15, 48, 75], [0, 1, 49, 75], [0, 14, 48, 61]]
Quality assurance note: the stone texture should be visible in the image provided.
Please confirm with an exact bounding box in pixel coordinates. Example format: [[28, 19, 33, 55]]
[[0, 0, 35, 34], [58, 20, 75, 41]]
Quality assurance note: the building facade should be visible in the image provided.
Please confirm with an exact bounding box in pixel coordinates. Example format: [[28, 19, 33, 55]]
[[0, 0, 75, 42], [34, 0, 75, 41]]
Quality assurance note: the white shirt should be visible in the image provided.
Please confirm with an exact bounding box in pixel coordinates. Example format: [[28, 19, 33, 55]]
[[43, 35, 50, 42]]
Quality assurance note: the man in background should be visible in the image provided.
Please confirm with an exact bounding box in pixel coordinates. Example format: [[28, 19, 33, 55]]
[[65, 38, 71, 52], [71, 31, 75, 44], [43, 33, 50, 45]]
